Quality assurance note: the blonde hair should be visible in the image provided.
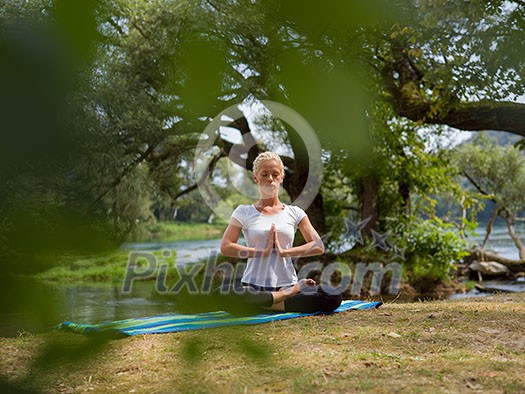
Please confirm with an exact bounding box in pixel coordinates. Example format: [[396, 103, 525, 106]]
[[252, 151, 285, 176]]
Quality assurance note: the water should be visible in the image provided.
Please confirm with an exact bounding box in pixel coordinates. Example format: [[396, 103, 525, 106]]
[[449, 278, 525, 300], [467, 224, 524, 260], [53, 281, 177, 323], [1, 240, 223, 336], [121, 238, 222, 265], [0, 281, 178, 337]]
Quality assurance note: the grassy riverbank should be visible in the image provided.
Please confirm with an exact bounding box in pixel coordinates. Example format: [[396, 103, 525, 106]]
[[37, 221, 227, 283], [1, 292, 524, 393], [130, 221, 227, 242], [36, 250, 178, 283]]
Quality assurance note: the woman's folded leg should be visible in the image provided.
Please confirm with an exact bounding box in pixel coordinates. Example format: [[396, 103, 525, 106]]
[[284, 285, 342, 313], [213, 285, 274, 315]]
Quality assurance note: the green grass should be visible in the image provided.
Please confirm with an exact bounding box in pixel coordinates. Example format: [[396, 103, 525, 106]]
[[37, 249, 179, 283], [2, 293, 524, 393], [130, 221, 227, 242]]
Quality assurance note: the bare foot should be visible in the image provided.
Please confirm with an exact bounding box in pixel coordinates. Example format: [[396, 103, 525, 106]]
[[282, 278, 316, 297], [298, 278, 316, 291]]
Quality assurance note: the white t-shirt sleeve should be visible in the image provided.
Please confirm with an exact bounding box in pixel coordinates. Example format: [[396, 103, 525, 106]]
[[292, 206, 307, 228], [230, 205, 247, 227]]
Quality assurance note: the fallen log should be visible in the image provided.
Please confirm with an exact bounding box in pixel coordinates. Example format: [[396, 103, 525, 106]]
[[465, 248, 525, 273], [474, 283, 515, 293]]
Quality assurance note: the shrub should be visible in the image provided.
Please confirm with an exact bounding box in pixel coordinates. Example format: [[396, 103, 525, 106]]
[[402, 219, 467, 285]]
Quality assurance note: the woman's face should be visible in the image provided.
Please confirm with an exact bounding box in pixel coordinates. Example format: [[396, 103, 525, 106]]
[[254, 159, 283, 196]]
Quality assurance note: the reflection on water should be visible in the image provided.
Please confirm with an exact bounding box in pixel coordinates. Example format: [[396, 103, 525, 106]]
[[450, 279, 525, 300], [53, 281, 176, 324], [0, 281, 178, 337], [2, 240, 225, 336]]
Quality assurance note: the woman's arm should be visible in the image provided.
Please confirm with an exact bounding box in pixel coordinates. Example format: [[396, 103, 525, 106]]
[[274, 216, 325, 258], [220, 219, 275, 258]]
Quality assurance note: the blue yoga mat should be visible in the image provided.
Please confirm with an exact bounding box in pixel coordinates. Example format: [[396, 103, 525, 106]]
[[56, 300, 382, 337]]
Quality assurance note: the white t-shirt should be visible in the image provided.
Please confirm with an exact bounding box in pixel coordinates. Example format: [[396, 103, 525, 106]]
[[230, 204, 307, 288]]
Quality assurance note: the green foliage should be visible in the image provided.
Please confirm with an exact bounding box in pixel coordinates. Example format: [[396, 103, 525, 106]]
[[316, 149, 354, 247], [402, 219, 468, 284], [0, 0, 120, 271], [37, 250, 141, 282], [4, 0, 521, 288], [322, 102, 473, 244], [385, 0, 525, 102]]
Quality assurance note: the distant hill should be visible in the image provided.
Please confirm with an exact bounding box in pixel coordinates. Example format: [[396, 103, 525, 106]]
[[462, 130, 523, 146]]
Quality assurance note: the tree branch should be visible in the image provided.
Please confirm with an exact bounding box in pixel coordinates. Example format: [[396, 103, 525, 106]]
[[462, 171, 496, 203], [381, 43, 525, 137], [172, 150, 226, 201], [88, 144, 156, 213]]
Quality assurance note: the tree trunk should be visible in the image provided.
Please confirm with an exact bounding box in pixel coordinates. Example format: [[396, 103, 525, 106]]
[[305, 194, 326, 236], [360, 174, 380, 237], [504, 214, 525, 260], [282, 172, 326, 235], [482, 205, 499, 248], [281, 154, 327, 235], [284, 123, 327, 235], [398, 178, 410, 220], [458, 196, 467, 239]]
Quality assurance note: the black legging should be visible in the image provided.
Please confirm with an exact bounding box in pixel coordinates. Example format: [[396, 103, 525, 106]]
[[284, 285, 343, 313], [213, 283, 342, 316]]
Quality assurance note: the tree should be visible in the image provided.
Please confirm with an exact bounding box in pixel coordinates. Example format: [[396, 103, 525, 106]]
[[455, 138, 525, 259], [84, 1, 525, 233]]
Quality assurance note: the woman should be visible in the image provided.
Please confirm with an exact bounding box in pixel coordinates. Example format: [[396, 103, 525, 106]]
[[218, 151, 342, 315]]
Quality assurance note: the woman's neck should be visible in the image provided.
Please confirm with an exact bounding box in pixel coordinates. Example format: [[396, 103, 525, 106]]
[[256, 197, 282, 208]]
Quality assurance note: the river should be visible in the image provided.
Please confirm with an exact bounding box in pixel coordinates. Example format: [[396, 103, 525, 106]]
[[2, 239, 225, 336]]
